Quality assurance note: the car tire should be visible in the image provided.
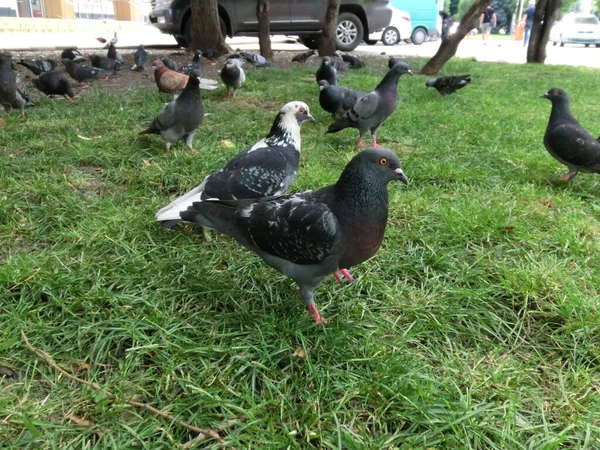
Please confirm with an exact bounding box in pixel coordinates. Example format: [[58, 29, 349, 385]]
[[382, 27, 400, 46], [585, 44, 590, 47], [175, 36, 188, 48], [411, 27, 427, 45], [183, 16, 227, 48], [596, 44, 600, 48], [298, 35, 320, 50], [364, 39, 378, 45], [336, 12, 364, 51]]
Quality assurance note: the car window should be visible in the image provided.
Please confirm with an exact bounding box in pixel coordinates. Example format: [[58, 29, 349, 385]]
[[574, 17, 599, 25]]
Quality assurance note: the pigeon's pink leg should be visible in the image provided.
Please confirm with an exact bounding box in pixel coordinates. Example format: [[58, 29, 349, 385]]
[[340, 268, 353, 282], [333, 271, 343, 283], [357, 138, 367, 147], [308, 304, 327, 324], [558, 169, 578, 182], [371, 137, 382, 148]]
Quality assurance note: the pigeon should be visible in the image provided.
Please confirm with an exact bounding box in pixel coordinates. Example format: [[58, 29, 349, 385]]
[[107, 42, 123, 63], [33, 72, 75, 103], [327, 61, 412, 147], [61, 48, 85, 63], [292, 49, 315, 63], [0, 56, 31, 119], [96, 32, 118, 46], [132, 45, 148, 71], [388, 56, 405, 70], [153, 59, 189, 94], [237, 51, 271, 67], [178, 148, 408, 324], [541, 87, 600, 182], [330, 59, 346, 72], [203, 50, 219, 61], [335, 50, 364, 69], [62, 58, 108, 83], [220, 59, 245, 97], [17, 58, 57, 75], [178, 50, 203, 77], [425, 75, 471, 96], [90, 55, 131, 72], [155, 101, 315, 228], [319, 80, 366, 117], [161, 56, 177, 71], [139, 72, 204, 154], [316, 56, 338, 85]]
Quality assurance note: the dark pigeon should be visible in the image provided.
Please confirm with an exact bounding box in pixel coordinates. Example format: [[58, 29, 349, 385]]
[[426, 75, 471, 96], [292, 49, 315, 63], [139, 72, 204, 154], [133, 45, 148, 71], [388, 56, 406, 70], [316, 56, 338, 85], [61, 48, 85, 63], [319, 80, 366, 117], [17, 58, 57, 75], [156, 101, 315, 228], [161, 56, 177, 71], [327, 61, 412, 147], [220, 59, 245, 97], [62, 58, 108, 83], [0, 56, 31, 119], [203, 50, 219, 61], [179, 148, 408, 324], [33, 72, 75, 102], [90, 55, 131, 72], [178, 50, 203, 77], [335, 51, 364, 69], [541, 87, 600, 182], [107, 42, 123, 62]]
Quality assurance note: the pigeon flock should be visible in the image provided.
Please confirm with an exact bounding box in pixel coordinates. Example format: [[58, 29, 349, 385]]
[[1, 44, 598, 324]]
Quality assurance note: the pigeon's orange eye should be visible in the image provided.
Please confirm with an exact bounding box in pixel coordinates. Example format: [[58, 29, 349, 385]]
[[299, 108, 305, 113], [379, 157, 388, 166], [553, 89, 559, 95]]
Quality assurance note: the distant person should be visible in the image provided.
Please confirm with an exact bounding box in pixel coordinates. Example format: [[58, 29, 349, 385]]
[[440, 11, 454, 43], [480, 2, 497, 44], [523, 1, 536, 47]]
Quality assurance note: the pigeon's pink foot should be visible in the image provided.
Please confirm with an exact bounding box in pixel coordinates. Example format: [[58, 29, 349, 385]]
[[188, 147, 195, 154], [21, 113, 26, 121], [333, 271, 343, 283], [340, 268, 353, 282], [67, 97, 74, 103], [371, 138, 382, 148], [357, 138, 366, 147], [308, 304, 327, 325]]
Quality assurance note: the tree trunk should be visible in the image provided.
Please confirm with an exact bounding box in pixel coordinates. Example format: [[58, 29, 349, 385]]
[[318, 0, 340, 56], [190, 0, 231, 55], [526, 0, 562, 63], [256, 0, 273, 59], [421, 0, 490, 76]]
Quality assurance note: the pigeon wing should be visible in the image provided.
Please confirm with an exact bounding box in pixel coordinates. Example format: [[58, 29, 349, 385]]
[[546, 124, 600, 169]]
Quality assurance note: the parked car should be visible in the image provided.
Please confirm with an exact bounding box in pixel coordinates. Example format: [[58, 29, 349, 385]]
[[550, 13, 600, 47], [366, 7, 412, 45], [389, 0, 439, 45], [149, 0, 393, 51]]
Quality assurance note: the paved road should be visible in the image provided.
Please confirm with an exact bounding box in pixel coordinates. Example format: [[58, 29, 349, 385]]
[[1, 25, 599, 68]]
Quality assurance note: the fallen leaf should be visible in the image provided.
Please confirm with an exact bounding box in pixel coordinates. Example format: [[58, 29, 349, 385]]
[[69, 414, 95, 427], [77, 135, 92, 141], [504, 226, 515, 231], [142, 159, 152, 167], [0, 118, 5, 126], [292, 347, 306, 358], [218, 139, 235, 148], [71, 362, 90, 373], [0, 365, 17, 378]]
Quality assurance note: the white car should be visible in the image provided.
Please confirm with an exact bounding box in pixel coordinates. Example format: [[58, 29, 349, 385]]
[[367, 7, 412, 46], [550, 13, 600, 47]]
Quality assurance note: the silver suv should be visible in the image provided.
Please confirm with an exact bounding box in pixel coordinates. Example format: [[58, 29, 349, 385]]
[[149, 0, 393, 51]]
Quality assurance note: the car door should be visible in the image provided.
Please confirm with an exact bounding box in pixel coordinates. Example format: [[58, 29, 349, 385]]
[[289, 0, 323, 32], [234, 0, 291, 32]]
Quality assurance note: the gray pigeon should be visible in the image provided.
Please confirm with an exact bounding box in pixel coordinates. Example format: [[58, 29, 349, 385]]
[[107, 42, 123, 63], [90, 55, 131, 72], [425, 75, 471, 96], [327, 62, 412, 147], [133, 45, 148, 71], [318, 80, 366, 117], [0, 56, 31, 119], [156, 101, 315, 227], [33, 72, 75, 102], [62, 58, 109, 83], [316, 56, 338, 85], [220, 59, 245, 97], [178, 50, 203, 77], [139, 72, 204, 154], [17, 59, 57, 75], [162, 56, 177, 71], [61, 48, 85, 63], [292, 49, 315, 63], [388, 56, 405, 70], [179, 148, 408, 324], [541, 87, 600, 182], [335, 50, 364, 69]]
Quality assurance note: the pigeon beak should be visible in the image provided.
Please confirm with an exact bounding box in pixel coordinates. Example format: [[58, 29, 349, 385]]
[[540, 92, 549, 98], [306, 113, 316, 123], [407, 70, 413, 76], [395, 168, 408, 184]]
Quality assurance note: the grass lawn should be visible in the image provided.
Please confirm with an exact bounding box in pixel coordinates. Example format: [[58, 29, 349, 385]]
[[1, 55, 600, 449]]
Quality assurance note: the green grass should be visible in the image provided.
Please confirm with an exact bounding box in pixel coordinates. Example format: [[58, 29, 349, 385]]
[[1, 57, 600, 449]]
